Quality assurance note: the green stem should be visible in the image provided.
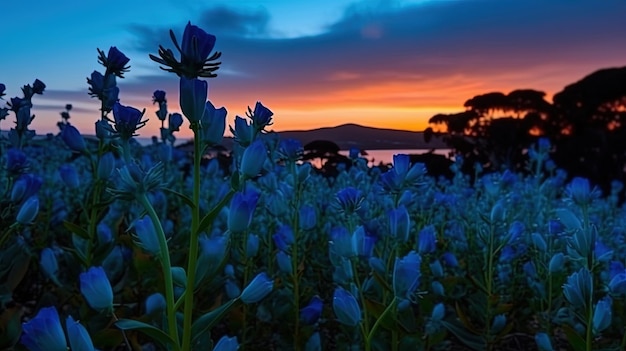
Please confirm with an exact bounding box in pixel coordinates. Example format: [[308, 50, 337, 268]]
[[366, 297, 397, 349], [290, 161, 301, 350], [138, 195, 180, 351], [585, 278, 594, 351], [181, 131, 202, 351]]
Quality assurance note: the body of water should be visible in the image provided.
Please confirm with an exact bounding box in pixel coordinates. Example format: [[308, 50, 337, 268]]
[[343, 149, 452, 166]]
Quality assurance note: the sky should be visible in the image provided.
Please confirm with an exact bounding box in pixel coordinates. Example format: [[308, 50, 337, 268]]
[[1, 0, 626, 140]]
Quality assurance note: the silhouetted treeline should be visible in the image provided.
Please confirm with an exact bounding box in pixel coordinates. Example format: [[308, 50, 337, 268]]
[[425, 66, 626, 193]]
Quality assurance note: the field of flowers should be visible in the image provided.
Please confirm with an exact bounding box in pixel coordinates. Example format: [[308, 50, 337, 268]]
[[2, 22, 626, 351]]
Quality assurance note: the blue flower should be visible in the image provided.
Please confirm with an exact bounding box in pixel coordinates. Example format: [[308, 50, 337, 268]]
[[535, 332, 553, 351], [32, 79, 46, 95], [145, 292, 166, 316], [608, 271, 626, 295], [228, 189, 260, 233], [273, 225, 295, 251], [66, 315, 95, 351], [276, 251, 293, 275], [248, 101, 273, 131], [39, 248, 59, 283], [592, 296, 612, 335], [299, 205, 317, 231], [61, 124, 87, 153], [20, 306, 67, 351], [58, 164, 79, 189], [98, 46, 130, 77], [149, 21, 221, 78], [179, 77, 207, 123], [169, 112, 184, 131], [393, 250, 422, 301], [329, 226, 355, 258], [278, 138, 304, 163], [230, 116, 254, 147], [563, 268, 592, 310], [548, 253, 565, 274], [333, 287, 361, 327], [241, 139, 267, 179], [531, 233, 547, 252], [200, 101, 226, 146], [441, 252, 459, 267], [213, 335, 238, 351], [417, 225, 437, 254], [335, 187, 365, 215], [111, 102, 147, 141], [5, 148, 28, 175], [80, 266, 113, 312], [352, 226, 376, 258], [246, 234, 260, 257], [388, 205, 410, 242], [431, 303, 445, 321], [240, 272, 273, 304], [97, 152, 115, 180], [11, 174, 42, 203], [87, 71, 105, 98], [152, 90, 167, 104], [131, 216, 161, 256], [16, 196, 39, 224], [565, 177, 600, 207], [300, 295, 323, 325]]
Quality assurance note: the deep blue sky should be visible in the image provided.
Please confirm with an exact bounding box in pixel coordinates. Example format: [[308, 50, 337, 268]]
[[2, 0, 625, 139]]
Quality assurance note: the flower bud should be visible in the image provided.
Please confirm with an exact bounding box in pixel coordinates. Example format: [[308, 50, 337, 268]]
[[61, 125, 87, 153], [80, 266, 113, 312], [548, 253, 565, 274], [246, 234, 259, 257], [240, 272, 273, 304], [592, 296, 612, 335], [145, 292, 166, 316], [201, 101, 226, 146], [179, 77, 207, 123], [16, 195, 39, 224], [40, 248, 59, 284], [240, 139, 267, 179], [534, 332, 554, 351], [59, 164, 79, 188], [276, 251, 293, 275], [66, 315, 96, 351], [333, 287, 361, 327], [213, 335, 238, 351]]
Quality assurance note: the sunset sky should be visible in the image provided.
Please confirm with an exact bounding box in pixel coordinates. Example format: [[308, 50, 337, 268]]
[[1, 0, 625, 140]]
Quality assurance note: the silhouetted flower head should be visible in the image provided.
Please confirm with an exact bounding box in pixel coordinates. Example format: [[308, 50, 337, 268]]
[[248, 101, 273, 131], [152, 90, 167, 104], [169, 113, 184, 131], [109, 102, 147, 140], [98, 46, 130, 78], [0, 83, 5, 99], [150, 21, 221, 79], [32, 79, 46, 95]]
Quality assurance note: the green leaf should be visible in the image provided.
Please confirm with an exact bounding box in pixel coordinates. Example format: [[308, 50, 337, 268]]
[[455, 302, 482, 335], [63, 220, 90, 240], [115, 319, 176, 350], [196, 190, 235, 236], [561, 324, 586, 351], [162, 187, 195, 209], [555, 208, 582, 231], [441, 321, 486, 351], [191, 298, 241, 344]]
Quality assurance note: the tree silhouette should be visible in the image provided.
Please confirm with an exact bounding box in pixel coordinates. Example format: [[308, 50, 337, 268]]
[[426, 66, 626, 192], [427, 89, 550, 173]]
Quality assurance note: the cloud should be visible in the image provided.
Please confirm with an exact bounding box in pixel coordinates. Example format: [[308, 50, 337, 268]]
[[37, 0, 626, 136]]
